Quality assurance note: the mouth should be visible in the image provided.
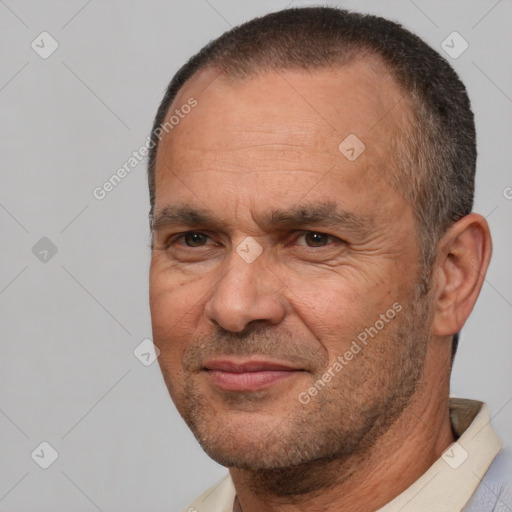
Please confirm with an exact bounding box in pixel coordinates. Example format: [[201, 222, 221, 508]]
[[203, 357, 305, 392]]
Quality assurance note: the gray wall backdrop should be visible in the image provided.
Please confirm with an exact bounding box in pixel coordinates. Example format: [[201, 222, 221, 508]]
[[1, 0, 511, 511]]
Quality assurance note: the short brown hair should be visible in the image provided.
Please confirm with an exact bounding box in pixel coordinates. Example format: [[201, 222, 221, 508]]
[[148, 8, 475, 260], [147, 7, 476, 357]]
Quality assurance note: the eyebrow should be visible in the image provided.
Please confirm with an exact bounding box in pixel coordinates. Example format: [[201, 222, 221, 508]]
[[151, 205, 213, 231], [262, 202, 374, 234], [151, 201, 375, 235]]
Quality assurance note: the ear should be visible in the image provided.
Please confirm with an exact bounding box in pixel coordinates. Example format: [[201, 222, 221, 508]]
[[431, 213, 492, 337]]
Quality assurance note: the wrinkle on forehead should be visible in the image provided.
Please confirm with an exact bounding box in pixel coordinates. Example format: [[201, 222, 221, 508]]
[[158, 57, 409, 158], [153, 58, 414, 231]]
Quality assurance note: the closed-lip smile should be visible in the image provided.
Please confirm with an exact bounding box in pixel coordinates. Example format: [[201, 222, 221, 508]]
[[203, 357, 304, 391]]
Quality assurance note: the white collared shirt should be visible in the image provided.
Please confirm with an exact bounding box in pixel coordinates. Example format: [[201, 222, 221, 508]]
[[181, 398, 510, 512]]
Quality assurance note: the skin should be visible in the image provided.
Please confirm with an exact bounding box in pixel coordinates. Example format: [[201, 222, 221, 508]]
[[149, 59, 492, 512]]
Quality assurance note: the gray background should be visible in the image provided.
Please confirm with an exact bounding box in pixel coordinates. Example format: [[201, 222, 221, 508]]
[[1, 0, 511, 511]]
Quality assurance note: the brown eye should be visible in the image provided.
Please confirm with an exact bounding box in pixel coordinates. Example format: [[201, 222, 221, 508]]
[[303, 232, 332, 247], [183, 232, 209, 247]]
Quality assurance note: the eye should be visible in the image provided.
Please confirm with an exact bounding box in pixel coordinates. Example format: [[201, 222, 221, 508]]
[[296, 231, 338, 247], [179, 232, 211, 247], [161, 231, 220, 263]]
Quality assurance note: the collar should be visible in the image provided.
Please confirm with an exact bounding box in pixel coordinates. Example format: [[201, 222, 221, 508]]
[[376, 398, 502, 511], [182, 398, 502, 512]]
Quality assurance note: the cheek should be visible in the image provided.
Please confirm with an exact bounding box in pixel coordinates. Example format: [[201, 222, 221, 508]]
[[149, 259, 208, 357], [284, 272, 361, 341], [283, 269, 401, 358], [150, 273, 200, 399], [150, 251, 206, 312]]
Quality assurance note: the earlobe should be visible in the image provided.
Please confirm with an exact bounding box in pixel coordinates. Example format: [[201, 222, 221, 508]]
[[431, 213, 492, 337]]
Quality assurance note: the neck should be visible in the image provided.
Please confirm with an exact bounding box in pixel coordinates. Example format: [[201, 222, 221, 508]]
[[229, 342, 455, 512]]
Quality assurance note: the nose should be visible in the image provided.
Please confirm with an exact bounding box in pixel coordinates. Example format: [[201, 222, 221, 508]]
[[204, 250, 286, 333]]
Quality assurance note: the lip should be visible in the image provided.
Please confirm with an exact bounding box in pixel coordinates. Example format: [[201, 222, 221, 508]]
[[203, 357, 303, 392]]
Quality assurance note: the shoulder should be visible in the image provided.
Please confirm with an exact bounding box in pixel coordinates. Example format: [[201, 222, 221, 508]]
[[180, 474, 235, 512], [463, 447, 512, 511]]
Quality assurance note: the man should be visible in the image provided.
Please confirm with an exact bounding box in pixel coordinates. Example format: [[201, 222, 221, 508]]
[[147, 7, 511, 512]]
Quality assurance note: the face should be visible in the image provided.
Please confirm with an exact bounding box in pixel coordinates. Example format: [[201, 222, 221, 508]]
[[149, 60, 433, 470]]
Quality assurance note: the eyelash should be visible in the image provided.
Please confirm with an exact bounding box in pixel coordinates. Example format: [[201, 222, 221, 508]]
[[167, 231, 342, 249]]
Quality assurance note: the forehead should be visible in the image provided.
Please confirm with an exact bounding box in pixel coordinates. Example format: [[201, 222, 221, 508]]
[[153, 58, 412, 221], [173, 55, 404, 122]]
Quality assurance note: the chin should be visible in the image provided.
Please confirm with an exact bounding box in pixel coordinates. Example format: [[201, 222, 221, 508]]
[[189, 412, 342, 471], [199, 438, 301, 470], [186, 412, 295, 469]]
